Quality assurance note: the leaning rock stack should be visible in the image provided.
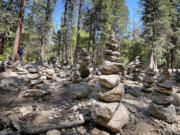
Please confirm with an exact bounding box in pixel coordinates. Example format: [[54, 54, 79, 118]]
[[142, 68, 156, 93], [72, 48, 91, 83], [148, 68, 176, 123], [91, 34, 129, 133]]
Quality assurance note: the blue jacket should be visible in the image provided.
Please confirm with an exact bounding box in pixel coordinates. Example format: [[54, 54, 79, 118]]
[[18, 48, 23, 56]]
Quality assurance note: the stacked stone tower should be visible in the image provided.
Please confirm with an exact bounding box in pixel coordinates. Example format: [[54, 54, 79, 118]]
[[72, 48, 91, 83], [148, 68, 176, 123], [91, 34, 129, 133], [142, 68, 156, 93]]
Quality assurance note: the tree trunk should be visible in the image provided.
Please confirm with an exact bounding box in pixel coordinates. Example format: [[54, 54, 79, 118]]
[[12, 0, 26, 61], [148, 48, 158, 70], [63, 0, 69, 65], [0, 33, 5, 55], [74, 0, 83, 64], [70, 40, 73, 65], [88, 26, 92, 52], [148, 6, 158, 71], [40, 0, 50, 60]]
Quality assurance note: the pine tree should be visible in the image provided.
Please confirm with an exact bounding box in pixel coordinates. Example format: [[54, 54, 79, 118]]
[[12, 0, 26, 61]]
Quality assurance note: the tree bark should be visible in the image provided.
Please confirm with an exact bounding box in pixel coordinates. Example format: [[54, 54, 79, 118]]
[[148, 48, 157, 70], [62, 0, 69, 65], [148, 2, 158, 71], [74, 0, 83, 64], [12, 0, 26, 61], [40, 0, 50, 60], [0, 33, 5, 55]]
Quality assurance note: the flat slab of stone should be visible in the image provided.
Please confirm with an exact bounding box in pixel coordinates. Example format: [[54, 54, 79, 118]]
[[97, 83, 124, 102], [107, 103, 129, 133], [28, 67, 38, 73], [99, 61, 124, 75], [19, 89, 49, 98], [91, 99, 119, 124], [149, 92, 173, 105], [27, 73, 40, 80], [99, 74, 120, 88], [46, 130, 61, 135], [90, 128, 110, 135], [154, 86, 173, 95], [69, 82, 92, 99], [148, 102, 176, 123], [105, 42, 119, 51]]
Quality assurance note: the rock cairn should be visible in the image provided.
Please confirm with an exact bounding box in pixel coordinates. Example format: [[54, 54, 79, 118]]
[[142, 68, 156, 93], [72, 48, 91, 83], [148, 68, 176, 123], [127, 56, 142, 81], [104, 34, 120, 63], [91, 34, 129, 133], [174, 69, 180, 82], [27, 66, 42, 89]]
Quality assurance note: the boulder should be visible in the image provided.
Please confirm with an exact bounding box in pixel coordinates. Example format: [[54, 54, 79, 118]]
[[149, 92, 173, 105], [97, 84, 124, 102], [46, 130, 61, 135], [157, 81, 172, 89], [91, 101, 129, 133], [27, 73, 40, 80], [69, 82, 92, 99], [0, 77, 21, 87], [90, 128, 110, 135], [45, 69, 54, 76], [107, 103, 129, 133], [0, 70, 17, 78], [148, 102, 176, 123], [19, 89, 49, 98], [99, 61, 124, 75], [91, 99, 119, 124], [99, 74, 120, 88], [172, 93, 180, 106]]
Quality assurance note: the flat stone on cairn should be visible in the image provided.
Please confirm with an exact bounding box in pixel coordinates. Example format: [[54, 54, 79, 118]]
[[148, 68, 176, 123], [91, 34, 129, 133]]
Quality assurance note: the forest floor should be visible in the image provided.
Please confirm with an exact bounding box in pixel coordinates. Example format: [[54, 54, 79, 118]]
[[0, 66, 180, 135]]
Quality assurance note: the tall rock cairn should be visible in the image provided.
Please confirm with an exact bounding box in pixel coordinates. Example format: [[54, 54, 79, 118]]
[[148, 68, 176, 123], [91, 34, 129, 133], [127, 56, 142, 81], [72, 48, 91, 83], [142, 68, 156, 93]]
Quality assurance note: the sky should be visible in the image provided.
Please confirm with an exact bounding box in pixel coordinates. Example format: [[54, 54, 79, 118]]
[[52, 0, 140, 31]]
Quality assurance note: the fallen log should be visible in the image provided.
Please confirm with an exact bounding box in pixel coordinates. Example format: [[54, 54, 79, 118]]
[[19, 116, 91, 135]]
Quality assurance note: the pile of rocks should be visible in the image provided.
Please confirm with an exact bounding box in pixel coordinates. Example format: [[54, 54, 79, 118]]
[[127, 56, 143, 81], [72, 48, 91, 83], [148, 68, 176, 123], [142, 68, 156, 93], [91, 34, 129, 133], [27, 66, 43, 89], [174, 69, 180, 82], [104, 34, 120, 63]]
